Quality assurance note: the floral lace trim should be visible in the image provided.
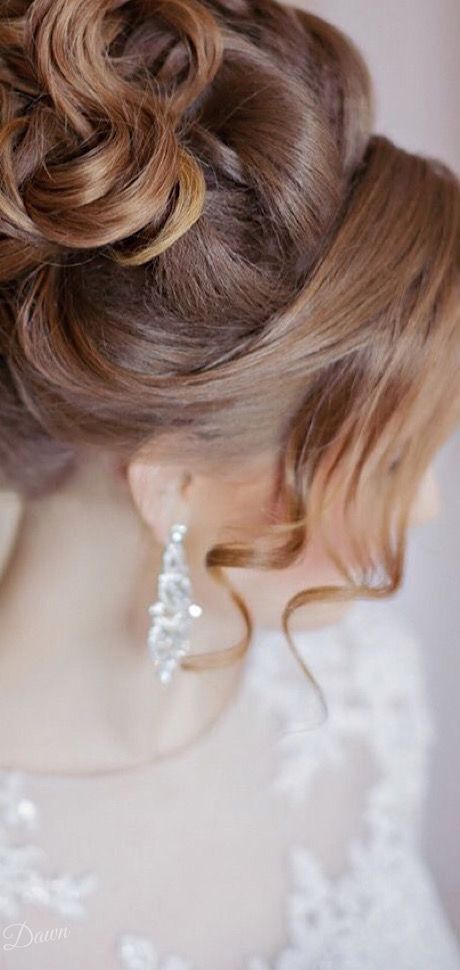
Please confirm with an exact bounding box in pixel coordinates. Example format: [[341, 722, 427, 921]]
[[0, 770, 97, 921], [241, 603, 442, 969]]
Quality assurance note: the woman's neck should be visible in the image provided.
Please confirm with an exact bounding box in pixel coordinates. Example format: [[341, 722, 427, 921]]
[[0, 457, 350, 774], [0, 460, 246, 773]]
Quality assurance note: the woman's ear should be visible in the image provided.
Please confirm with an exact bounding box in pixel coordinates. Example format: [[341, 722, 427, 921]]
[[409, 465, 441, 527], [126, 460, 190, 544], [0, 490, 23, 582]]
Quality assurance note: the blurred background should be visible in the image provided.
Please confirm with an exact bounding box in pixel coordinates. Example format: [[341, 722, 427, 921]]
[[301, 0, 460, 937]]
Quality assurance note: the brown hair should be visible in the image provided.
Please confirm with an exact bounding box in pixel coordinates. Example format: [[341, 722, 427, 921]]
[[0, 0, 459, 679]]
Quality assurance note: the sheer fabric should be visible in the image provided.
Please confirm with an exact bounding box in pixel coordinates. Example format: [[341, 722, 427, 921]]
[[0, 600, 458, 969]]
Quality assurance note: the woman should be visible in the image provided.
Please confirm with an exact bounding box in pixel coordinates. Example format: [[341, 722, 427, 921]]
[[0, 0, 458, 967]]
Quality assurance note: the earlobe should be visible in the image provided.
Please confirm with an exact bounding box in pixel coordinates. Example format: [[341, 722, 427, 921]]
[[126, 460, 189, 544], [409, 465, 441, 527], [0, 490, 23, 584]]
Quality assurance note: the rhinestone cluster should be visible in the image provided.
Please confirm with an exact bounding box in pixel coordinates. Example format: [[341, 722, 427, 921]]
[[147, 523, 202, 686]]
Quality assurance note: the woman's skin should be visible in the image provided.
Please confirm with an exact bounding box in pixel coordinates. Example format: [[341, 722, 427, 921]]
[[0, 448, 439, 774]]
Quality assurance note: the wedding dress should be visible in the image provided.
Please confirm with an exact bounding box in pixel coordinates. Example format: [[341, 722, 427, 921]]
[[0, 599, 458, 970]]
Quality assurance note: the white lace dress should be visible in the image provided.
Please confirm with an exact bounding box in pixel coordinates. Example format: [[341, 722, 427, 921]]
[[0, 600, 458, 970]]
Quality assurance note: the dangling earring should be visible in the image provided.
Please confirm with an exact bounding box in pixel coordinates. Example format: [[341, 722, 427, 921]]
[[147, 522, 203, 686]]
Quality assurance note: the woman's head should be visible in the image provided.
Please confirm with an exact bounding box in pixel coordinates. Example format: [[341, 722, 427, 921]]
[[0, 0, 459, 668]]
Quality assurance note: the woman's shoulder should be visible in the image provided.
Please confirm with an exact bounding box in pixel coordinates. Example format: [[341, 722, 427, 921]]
[[248, 596, 432, 711], [244, 596, 436, 796]]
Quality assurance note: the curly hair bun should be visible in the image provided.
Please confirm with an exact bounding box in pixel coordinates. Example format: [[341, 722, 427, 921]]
[[0, 0, 458, 515], [0, 0, 231, 282], [0, 0, 376, 280]]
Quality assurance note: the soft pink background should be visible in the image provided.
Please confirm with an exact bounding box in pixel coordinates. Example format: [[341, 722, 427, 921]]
[[299, 0, 460, 936]]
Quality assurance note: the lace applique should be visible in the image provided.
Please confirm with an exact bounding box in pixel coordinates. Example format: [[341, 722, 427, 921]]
[[245, 622, 357, 803], [0, 770, 97, 921], [118, 933, 191, 970], [242, 603, 454, 970], [246, 603, 434, 810]]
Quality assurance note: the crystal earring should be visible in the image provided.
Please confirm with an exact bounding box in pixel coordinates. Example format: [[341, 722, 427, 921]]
[[147, 522, 202, 686]]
